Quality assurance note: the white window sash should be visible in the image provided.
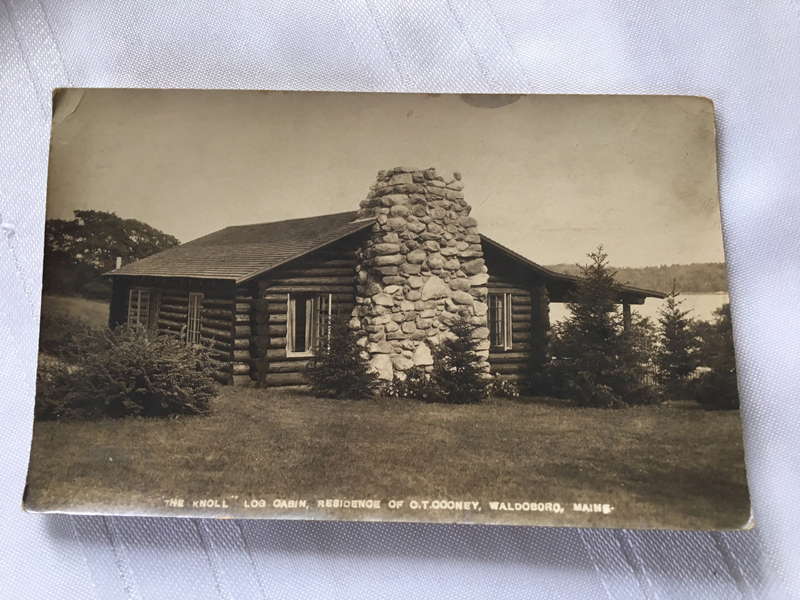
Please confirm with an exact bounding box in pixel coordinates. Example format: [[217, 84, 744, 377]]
[[128, 288, 137, 324], [488, 292, 513, 351], [128, 288, 154, 326], [187, 293, 203, 345], [286, 292, 333, 356], [287, 293, 296, 354], [503, 292, 513, 351], [304, 296, 314, 352]]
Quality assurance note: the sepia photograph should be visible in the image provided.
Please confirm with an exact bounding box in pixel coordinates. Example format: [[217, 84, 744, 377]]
[[24, 90, 749, 530]]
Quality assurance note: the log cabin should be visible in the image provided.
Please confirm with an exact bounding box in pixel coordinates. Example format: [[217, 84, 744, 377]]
[[105, 168, 664, 387]]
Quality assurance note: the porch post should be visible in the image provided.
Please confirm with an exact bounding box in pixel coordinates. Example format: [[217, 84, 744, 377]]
[[622, 303, 632, 331]]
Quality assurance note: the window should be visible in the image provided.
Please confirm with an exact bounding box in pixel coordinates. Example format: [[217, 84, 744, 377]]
[[187, 293, 203, 345], [287, 293, 331, 355], [128, 288, 160, 328], [488, 293, 513, 350]]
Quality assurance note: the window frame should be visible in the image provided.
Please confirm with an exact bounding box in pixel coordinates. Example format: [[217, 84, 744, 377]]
[[488, 292, 513, 351], [186, 292, 204, 346], [127, 287, 161, 329], [286, 292, 332, 357]]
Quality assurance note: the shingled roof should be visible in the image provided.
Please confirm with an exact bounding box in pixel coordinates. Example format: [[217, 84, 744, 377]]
[[107, 210, 665, 302], [106, 211, 375, 284]]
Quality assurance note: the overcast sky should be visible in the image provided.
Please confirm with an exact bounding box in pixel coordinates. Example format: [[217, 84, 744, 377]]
[[46, 90, 724, 267]]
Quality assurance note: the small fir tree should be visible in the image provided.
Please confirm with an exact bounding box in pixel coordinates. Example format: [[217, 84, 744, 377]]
[[306, 313, 379, 399], [547, 246, 655, 407], [655, 282, 697, 394], [689, 304, 740, 409], [428, 312, 489, 404]]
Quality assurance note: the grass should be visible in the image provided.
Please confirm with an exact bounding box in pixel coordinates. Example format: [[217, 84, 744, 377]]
[[41, 295, 109, 328], [25, 388, 751, 530]]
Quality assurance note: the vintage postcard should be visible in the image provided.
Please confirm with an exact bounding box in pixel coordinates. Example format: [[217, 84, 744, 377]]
[[25, 90, 750, 530]]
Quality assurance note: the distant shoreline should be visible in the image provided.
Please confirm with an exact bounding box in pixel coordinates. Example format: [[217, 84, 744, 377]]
[[545, 263, 729, 295]]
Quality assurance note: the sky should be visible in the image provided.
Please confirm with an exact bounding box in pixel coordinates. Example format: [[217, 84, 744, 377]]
[[46, 90, 725, 267]]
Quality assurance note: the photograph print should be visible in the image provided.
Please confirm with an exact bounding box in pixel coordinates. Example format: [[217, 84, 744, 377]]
[[25, 90, 750, 530]]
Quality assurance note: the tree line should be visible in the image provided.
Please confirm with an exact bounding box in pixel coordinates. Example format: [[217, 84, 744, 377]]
[[43, 210, 179, 300], [546, 262, 729, 294]]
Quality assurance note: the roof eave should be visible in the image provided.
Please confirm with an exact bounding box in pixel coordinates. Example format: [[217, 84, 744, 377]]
[[479, 233, 666, 301], [104, 271, 238, 282], [233, 218, 376, 284]]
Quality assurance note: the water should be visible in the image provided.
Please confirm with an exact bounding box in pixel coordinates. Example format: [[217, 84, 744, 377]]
[[549, 293, 729, 325]]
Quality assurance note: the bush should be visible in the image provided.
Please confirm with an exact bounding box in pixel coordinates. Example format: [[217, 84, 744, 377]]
[[486, 373, 521, 399], [382, 367, 437, 401], [35, 356, 78, 421], [427, 313, 490, 404], [35, 325, 218, 420], [306, 314, 379, 399], [38, 311, 105, 363]]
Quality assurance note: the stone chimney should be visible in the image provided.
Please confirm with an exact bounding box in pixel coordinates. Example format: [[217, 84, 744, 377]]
[[351, 167, 490, 381]]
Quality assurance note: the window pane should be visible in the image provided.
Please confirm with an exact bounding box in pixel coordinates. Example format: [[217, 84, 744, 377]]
[[504, 293, 512, 350], [305, 297, 314, 351], [187, 293, 203, 345], [128, 289, 137, 323], [294, 295, 308, 353], [288, 293, 329, 353], [147, 292, 159, 328], [128, 289, 153, 326], [316, 294, 330, 348], [488, 293, 504, 347]]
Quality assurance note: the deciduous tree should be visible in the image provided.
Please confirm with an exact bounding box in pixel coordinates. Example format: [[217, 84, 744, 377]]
[[43, 210, 179, 299]]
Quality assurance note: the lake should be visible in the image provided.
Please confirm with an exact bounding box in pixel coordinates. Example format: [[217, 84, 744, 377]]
[[549, 293, 730, 325]]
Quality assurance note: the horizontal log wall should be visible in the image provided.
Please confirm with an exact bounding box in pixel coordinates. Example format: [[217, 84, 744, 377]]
[[114, 277, 251, 385], [483, 239, 552, 384], [486, 278, 534, 378], [252, 235, 363, 386], [231, 288, 257, 385]]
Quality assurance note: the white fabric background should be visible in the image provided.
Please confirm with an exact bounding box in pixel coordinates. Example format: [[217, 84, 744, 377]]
[[1, 0, 798, 598]]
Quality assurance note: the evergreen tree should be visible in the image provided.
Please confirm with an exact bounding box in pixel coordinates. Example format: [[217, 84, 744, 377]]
[[428, 313, 489, 404], [655, 283, 698, 394], [547, 246, 655, 407], [690, 304, 740, 409], [306, 313, 379, 399]]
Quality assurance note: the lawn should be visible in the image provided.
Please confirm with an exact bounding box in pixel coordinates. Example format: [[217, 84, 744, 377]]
[[41, 295, 109, 328], [25, 387, 751, 530]]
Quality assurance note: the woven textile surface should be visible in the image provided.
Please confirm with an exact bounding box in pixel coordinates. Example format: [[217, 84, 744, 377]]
[[1, 1, 799, 598]]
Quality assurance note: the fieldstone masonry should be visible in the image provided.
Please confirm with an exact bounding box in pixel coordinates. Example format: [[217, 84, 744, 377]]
[[350, 167, 491, 380]]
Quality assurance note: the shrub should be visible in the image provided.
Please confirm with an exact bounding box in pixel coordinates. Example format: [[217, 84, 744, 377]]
[[35, 356, 78, 421], [306, 313, 379, 399], [382, 367, 436, 401], [38, 311, 105, 363], [486, 373, 521, 399], [35, 325, 218, 420], [427, 313, 490, 404]]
